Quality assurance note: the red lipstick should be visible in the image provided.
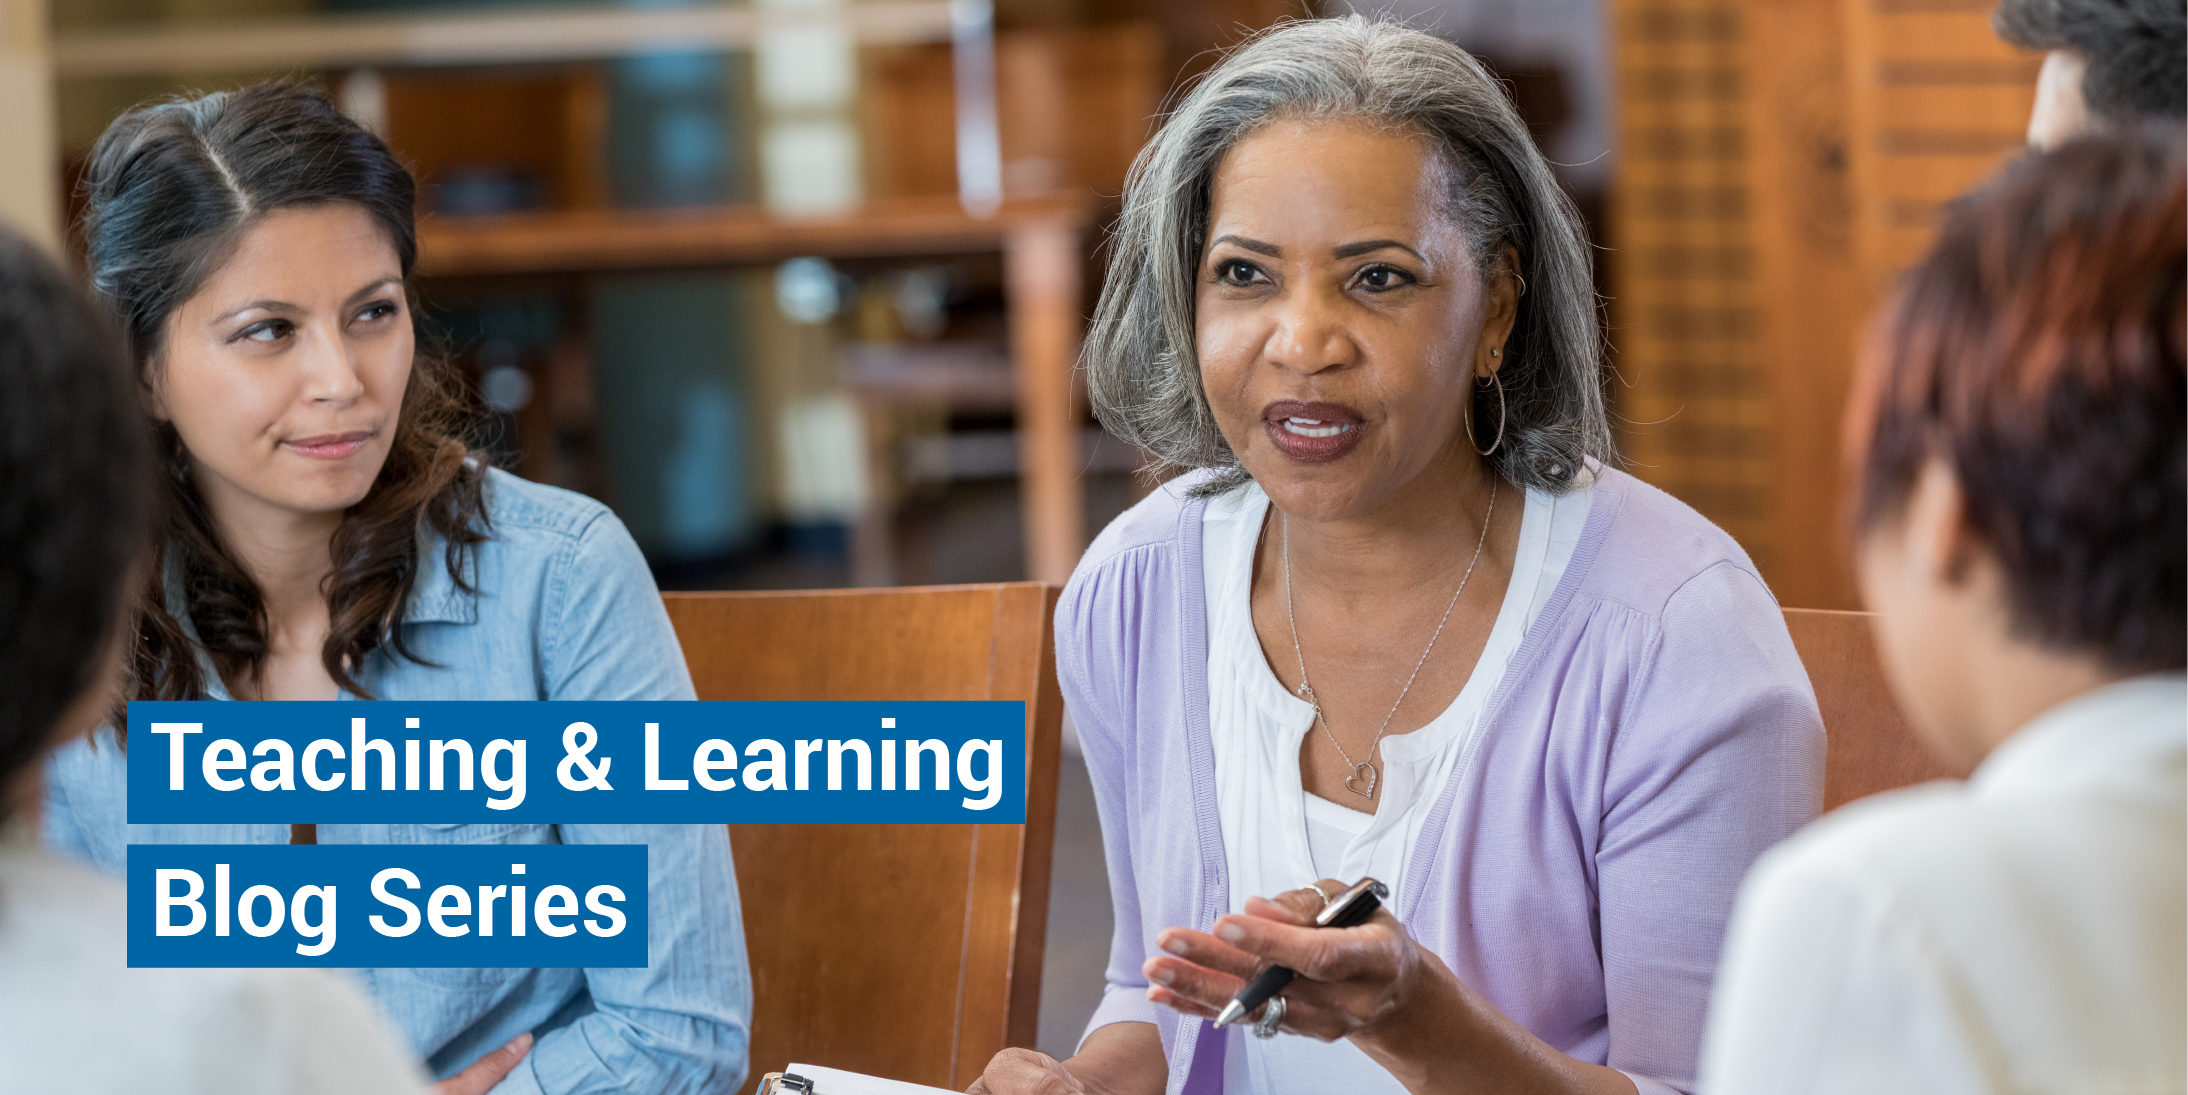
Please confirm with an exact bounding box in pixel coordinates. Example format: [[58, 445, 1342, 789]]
[[1261, 401, 1365, 463]]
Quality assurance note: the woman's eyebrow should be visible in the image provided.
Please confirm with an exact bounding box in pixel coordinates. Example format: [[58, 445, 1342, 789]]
[[345, 276, 404, 304], [205, 277, 400, 324], [1333, 239, 1423, 261], [210, 299, 297, 324], [1211, 234, 1281, 257]]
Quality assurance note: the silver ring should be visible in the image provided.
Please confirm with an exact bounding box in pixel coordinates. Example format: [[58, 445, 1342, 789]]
[[1250, 995, 1286, 1039], [1306, 882, 1338, 911]]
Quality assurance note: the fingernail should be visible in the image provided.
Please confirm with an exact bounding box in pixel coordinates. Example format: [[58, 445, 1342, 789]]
[[1149, 965, 1174, 985], [1161, 935, 1188, 955], [1218, 923, 1244, 944], [507, 1032, 532, 1053]]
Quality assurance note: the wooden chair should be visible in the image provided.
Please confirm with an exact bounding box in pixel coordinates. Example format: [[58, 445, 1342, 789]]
[[662, 584, 1064, 1094], [1782, 608, 1956, 810]]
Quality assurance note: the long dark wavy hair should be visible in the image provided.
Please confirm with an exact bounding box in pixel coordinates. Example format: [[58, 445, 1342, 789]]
[[80, 81, 487, 723]]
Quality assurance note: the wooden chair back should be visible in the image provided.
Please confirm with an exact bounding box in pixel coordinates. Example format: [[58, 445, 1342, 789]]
[[662, 584, 1064, 1094], [1782, 608, 1956, 810]]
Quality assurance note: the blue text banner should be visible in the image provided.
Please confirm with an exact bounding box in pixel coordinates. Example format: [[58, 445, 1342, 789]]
[[128, 843, 648, 968], [127, 701, 1024, 824]]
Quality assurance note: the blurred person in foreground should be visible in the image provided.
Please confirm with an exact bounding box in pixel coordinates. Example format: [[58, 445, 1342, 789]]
[[38, 81, 750, 1095], [1994, 0, 2184, 147], [0, 227, 432, 1094], [1701, 125, 2185, 1093], [973, 16, 1820, 1095]]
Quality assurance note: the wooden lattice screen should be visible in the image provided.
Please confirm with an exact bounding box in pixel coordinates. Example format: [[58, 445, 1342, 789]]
[[1607, 0, 2037, 608]]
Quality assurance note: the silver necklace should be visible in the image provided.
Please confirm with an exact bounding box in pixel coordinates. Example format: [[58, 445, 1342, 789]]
[[1282, 478, 1497, 800]]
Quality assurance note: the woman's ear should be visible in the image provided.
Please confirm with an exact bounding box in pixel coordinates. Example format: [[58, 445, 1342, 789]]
[[1476, 245, 1522, 381], [139, 355, 171, 423], [1902, 459, 1988, 590]]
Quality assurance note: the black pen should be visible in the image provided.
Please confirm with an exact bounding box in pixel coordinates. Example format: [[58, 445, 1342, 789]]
[[1211, 877, 1390, 1028]]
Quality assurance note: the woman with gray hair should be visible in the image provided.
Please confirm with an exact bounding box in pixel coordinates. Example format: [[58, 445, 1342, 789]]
[[971, 17, 1821, 1095]]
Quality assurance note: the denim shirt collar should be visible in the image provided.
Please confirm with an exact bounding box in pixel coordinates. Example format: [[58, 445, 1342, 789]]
[[159, 526, 482, 700]]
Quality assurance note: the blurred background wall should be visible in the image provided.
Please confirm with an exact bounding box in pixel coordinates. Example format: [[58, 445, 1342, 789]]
[[7, 0, 2040, 1059]]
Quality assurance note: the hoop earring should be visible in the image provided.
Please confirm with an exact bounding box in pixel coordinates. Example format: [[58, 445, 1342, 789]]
[[1471, 370, 1506, 458]]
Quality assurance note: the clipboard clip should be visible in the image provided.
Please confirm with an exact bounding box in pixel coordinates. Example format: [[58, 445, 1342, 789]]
[[759, 1073, 816, 1095]]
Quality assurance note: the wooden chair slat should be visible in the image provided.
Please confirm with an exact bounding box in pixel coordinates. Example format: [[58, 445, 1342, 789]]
[[663, 584, 1063, 1092]]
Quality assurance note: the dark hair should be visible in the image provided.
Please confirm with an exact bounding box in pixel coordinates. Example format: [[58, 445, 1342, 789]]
[[79, 81, 486, 715], [1994, 0, 2186, 121], [1848, 123, 2186, 672], [0, 230, 156, 791]]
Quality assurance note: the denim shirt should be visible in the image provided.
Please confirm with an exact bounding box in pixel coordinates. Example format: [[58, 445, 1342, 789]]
[[40, 468, 752, 1095]]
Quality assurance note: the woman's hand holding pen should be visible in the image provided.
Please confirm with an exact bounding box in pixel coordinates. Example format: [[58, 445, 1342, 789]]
[[1143, 881, 1637, 1095], [1142, 882, 1430, 1045]]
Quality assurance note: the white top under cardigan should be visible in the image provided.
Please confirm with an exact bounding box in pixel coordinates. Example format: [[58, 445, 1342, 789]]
[[1700, 674, 2188, 1095], [1201, 474, 1593, 1094]]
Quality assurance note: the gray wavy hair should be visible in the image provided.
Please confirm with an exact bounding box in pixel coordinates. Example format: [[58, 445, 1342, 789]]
[[1086, 16, 1612, 495]]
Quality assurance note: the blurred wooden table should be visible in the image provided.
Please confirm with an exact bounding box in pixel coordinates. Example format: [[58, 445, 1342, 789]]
[[417, 194, 1092, 585]]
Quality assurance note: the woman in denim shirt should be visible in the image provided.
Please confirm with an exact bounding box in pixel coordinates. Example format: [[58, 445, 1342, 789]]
[[40, 83, 751, 1095]]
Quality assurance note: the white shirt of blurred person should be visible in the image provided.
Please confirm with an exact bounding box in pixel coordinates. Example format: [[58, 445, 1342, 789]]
[[1699, 130, 2186, 1094], [0, 227, 441, 1095], [1, 825, 443, 1095]]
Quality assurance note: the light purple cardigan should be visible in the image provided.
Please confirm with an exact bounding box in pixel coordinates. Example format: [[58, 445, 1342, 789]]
[[1058, 467, 1824, 1095]]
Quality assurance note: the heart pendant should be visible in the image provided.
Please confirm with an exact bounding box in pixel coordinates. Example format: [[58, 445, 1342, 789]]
[[1344, 761, 1378, 799]]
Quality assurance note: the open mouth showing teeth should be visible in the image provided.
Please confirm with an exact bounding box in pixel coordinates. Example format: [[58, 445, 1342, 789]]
[[1280, 418, 1353, 439]]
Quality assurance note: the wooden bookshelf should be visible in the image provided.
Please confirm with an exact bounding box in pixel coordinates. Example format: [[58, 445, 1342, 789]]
[[53, 0, 957, 77], [414, 194, 1088, 276], [420, 194, 1095, 585]]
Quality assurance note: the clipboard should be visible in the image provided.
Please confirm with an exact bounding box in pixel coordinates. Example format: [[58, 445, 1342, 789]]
[[757, 1064, 959, 1095]]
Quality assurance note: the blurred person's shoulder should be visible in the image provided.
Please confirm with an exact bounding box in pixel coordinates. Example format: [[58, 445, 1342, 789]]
[[1738, 780, 1983, 905], [1734, 750, 2118, 918], [1728, 692, 2186, 1089], [0, 843, 430, 1095], [1754, 677, 2186, 903]]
